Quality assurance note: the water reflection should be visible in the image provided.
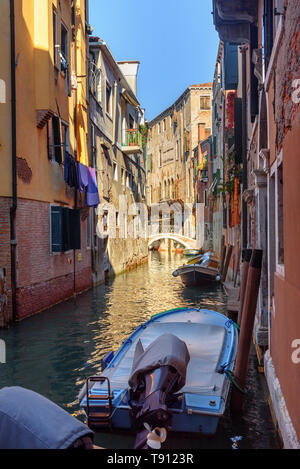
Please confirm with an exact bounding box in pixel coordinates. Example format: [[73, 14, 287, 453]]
[[0, 251, 279, 449]]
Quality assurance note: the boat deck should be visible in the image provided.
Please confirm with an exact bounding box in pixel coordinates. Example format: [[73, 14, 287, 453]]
[[93, 310, 231, 398]]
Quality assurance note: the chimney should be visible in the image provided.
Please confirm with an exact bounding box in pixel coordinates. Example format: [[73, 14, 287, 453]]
[[117, 61, 140, 96]]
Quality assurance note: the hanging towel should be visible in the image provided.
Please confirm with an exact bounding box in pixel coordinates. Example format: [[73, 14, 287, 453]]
[[64, 152, 79, 189], [86, 167, 100, 207], [77, 162, 89, 192]]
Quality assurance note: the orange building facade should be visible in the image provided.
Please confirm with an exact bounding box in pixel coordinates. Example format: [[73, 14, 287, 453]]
[[213, 0, 300, 448]]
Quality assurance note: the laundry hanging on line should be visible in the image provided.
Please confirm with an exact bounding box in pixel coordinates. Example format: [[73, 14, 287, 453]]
[[64, 153, 100, 207], [64, 151, 78, 189]]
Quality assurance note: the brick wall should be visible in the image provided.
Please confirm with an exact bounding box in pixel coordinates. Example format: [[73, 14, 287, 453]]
[[0, 197, 12, 326], [1, 198, 92, 322]]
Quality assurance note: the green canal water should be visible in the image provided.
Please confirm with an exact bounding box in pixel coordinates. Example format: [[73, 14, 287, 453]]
[[0, 251, 279, 449]]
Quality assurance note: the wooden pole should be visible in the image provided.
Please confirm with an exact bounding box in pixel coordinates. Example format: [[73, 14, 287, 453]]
[[219, 236, 226, 276], [233, 249, 241, 287], [221, 245, 233, 282], [231, 249, 263, 413], [237, 249, 252, 326]]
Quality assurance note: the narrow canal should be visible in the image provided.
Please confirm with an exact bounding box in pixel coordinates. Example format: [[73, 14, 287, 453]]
[[0, 252, 279, 449]]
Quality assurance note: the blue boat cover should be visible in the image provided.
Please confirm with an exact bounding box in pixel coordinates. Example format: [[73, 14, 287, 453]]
[[0, 387, 93, 449]]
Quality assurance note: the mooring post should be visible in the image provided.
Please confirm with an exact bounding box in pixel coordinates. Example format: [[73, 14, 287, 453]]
[[219, 236, 226, 276], [237, 249, 252, 326], [221, 245, 233, 282], [231, 249, 263, 413]]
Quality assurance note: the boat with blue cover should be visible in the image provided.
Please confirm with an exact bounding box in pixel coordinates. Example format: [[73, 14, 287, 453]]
[[79, 307, 238, 449]]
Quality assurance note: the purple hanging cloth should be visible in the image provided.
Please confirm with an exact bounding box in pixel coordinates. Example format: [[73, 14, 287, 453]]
[[86, 167, 100, 207], [77, 162, 89, 192]]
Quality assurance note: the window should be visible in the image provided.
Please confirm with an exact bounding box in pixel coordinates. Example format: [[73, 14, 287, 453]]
[[61, 121, 70, 155], [90, 123, 97, 168], [48, 116, 62, 163], [159, 150, 162, 167], [158, 122, 161, 135], [121, 168, 125, 185], [200, 96, 211, 110], [116, 211, 119, 227], [51, 207, 81, 252], [102, 210, 109, 232], [126, 171, 130, 188], [263, 0, 274, 72], [276, 162, 284, 270], [87, 210, 92, 248], [113, 162, 118, 181], [96, 69, 102, 103], [53, 9, 58, 66], [175, 140, 179, 161], [89, 58, 102, 104], [129, 114, 135, 129], [48, 117, 71, 164], [106, 82, 112, 115], [60, 23, 69, 73], [163, 119, 166, 131]]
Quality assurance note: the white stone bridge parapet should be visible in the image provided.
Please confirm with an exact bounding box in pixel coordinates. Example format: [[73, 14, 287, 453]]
[[148, 233, 200, 250]]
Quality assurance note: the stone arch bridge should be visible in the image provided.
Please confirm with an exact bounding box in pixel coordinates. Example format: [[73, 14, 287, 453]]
[[148, 233, 200, 250]]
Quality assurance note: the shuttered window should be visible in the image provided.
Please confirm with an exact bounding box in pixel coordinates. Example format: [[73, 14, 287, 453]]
[[51, 207, 63, 252], [250, 25, 259, 122], [52, 116, 62, 163], [51, 207, 81, 252], [263, 0, 274, 73], [224, 43, 238, 90]]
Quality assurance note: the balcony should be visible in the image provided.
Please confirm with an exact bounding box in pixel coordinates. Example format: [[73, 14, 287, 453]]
[[122, 129, 143, 155]]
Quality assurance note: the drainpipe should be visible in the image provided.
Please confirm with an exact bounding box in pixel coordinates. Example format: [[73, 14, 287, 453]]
[[112, 80, 118, 146], [241, 46, 248, 250], [10, 0, 17, 322]]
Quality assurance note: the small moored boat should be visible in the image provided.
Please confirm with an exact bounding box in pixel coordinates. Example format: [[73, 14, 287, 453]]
[[183, 248, 201, 257], [173, 252, 221, 286], [78, 307, 238, 449]]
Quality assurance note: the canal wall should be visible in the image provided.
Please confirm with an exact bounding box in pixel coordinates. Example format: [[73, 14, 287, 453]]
[[106, 237, 148, 277]]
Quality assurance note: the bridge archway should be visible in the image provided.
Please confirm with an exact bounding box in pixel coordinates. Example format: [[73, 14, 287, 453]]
[[148, 233, 200, 250]]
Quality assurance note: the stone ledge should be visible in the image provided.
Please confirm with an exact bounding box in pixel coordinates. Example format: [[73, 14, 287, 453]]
[[264, 350, 300, 449]]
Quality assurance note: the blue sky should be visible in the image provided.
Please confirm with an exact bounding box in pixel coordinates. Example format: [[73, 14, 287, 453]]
[[89, 0, 219, 121]]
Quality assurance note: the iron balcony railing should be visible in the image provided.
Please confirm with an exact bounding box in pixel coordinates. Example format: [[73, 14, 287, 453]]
[[123, 128, 143, 148]]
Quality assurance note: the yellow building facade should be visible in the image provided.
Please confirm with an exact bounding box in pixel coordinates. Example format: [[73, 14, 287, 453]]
[[0, 0, 92, 325]]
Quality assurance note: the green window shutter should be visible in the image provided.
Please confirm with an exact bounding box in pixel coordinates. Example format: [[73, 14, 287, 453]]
[[52, 116, 62, 164], [70, 209, 81, 250], [62, 208, 71, 251], [51, 206, 63, 252]]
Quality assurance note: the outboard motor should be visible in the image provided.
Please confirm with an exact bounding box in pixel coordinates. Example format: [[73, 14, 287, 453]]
[[128, 333, 190, 449]]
